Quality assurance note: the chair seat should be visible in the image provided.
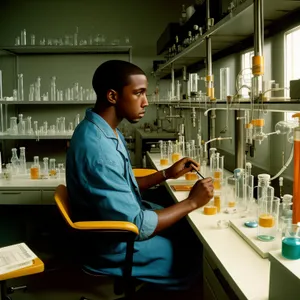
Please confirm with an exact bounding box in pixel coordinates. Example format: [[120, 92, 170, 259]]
[[0, 258, 44, 281]]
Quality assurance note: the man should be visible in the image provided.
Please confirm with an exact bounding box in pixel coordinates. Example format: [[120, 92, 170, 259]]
[[66, 60, 214, 294]]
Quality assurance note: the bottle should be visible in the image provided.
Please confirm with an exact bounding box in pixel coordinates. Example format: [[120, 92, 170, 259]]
[[21, 29, 27, 45], [30, 156, 40, 179], [42, 157, 49, 179], [193, 25, 199, 40], [292, 113, 300, 224], [50, 76, 56, 101], [175, 36, 181, 54], [11, 148, 19, 175], [35, 77, 41, 101], [17, 73, 24, 101], [19, 147, 27, 174], [282, 194, 293, 218]]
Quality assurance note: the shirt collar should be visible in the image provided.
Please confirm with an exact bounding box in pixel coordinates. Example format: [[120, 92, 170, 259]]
[[85, 108, 117, 139]]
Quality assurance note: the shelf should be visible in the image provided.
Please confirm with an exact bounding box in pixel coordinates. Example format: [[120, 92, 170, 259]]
[[0, 100, 95, 105], [155, 0, 300, 78], [0, 45, 132, 56], [0, 134, 72, 140]]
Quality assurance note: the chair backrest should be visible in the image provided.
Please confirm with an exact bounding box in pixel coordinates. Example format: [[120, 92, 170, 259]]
[[54, 184, 76, 230]]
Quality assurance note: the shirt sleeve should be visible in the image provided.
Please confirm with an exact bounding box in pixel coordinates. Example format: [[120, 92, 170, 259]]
[[83, 157, 158, 240]]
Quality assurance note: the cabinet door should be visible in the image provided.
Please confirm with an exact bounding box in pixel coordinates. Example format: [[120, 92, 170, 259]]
[[203, 276, 217, 300], [0, 190, 41, 204], [41, 190, 55, 205]]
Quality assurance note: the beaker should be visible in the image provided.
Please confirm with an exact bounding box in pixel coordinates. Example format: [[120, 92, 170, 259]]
[[257, 196, 280, 241], [49, 158, 57, 178], [225, 176, 236, 208], [9, 117, 18, 135], [213, 192, 222, 213], [281, 224, 300, 260], [30, 156, 40, 179], [189, 73, 198, 96], [172, 141, 181, 163], [159, 141, 169, 166]]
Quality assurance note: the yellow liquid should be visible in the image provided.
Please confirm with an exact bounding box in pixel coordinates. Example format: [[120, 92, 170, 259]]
[[30, 167, 40, 179], [214, 196, 221, 212], [214, 170, 222, 179], [213, 179, 221, 190], [185, 173, 198, 181], [259, 214, 275, 228], [160, 158, 169, 166], [228, 201, 236, 208], [49, 169, 57, 177], [172, 153, 181, 163], [204, 206, 217, 215]]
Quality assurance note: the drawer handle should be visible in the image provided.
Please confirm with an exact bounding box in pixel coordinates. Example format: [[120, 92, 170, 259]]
[[1, 192, 22, 195]]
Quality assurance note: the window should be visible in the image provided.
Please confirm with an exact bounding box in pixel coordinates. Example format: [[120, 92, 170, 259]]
[[284, 26, 300, 120], [240, 50, 254, 98], [285, 26, 300, 96]]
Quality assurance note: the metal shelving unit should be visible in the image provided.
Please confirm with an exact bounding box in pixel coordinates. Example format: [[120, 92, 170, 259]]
[[0, 100, 95, 105], [155, 0, 300, 78], [0, 134, 73, 140]]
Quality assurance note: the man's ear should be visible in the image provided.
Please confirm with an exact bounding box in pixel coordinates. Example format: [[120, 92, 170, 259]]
[[107, 89, 118, 105]]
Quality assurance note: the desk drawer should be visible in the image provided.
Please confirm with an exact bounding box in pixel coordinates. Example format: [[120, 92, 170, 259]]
[[0, 190, 41, 205], [42, 190, 55, 205]]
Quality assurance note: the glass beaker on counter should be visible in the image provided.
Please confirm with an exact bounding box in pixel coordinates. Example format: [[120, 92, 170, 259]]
[[257, 196, 280, 241], [282, 224, 300, 260], [184, 142, 197, 180], [172, 141, 181, 163], [225, 175, 236, 208], [30, 156, 40, 179], [49, 158, 57, 178], [159, 140, 169, 166]]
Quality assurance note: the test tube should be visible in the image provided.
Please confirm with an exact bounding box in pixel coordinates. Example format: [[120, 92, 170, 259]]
[[49, 158, 57, 178], [17, 74, 24, 101]]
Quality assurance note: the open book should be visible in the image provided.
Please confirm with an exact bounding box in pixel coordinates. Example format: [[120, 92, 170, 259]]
[[0, 243, 37, 275]]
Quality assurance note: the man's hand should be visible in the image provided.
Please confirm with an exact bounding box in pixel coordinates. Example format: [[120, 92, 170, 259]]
[[165, 157, 200, 179], [188, 178, 214, 209]]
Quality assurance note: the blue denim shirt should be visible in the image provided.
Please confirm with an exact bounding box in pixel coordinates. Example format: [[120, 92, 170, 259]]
[[66, 109, 158, 241]]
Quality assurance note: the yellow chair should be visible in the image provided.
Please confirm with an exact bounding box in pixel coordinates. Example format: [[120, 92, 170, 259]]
[[54, 185, 139, 300], [132, 168, 157, 177], [0, 257, 44, 300]]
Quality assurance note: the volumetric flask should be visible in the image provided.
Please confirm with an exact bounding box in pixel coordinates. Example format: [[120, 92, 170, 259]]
[[257, 196, 280, 242]]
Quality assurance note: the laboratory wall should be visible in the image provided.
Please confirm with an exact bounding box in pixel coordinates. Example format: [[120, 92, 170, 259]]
[[0, 0, 194, 163]]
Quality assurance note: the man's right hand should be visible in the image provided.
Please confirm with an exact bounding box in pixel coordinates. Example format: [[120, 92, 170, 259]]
[[188, 177, 214, 209]]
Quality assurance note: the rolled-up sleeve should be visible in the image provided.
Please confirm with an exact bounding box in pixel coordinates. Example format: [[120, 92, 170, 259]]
[[83, 158, 158, 240]]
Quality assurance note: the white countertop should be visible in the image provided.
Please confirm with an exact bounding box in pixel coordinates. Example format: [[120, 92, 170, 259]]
[[147, 152, 270, 300], [0, 174, 65, 190]]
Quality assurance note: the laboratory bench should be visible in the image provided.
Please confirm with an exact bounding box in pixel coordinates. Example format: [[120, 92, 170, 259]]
[[0, 175, 64, 205], [146, 152, 270, 300]]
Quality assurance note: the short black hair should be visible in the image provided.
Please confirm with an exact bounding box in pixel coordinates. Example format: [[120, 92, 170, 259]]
[[92, 60, 145, 103]]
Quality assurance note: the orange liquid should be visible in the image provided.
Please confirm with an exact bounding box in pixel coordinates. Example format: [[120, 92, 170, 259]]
[[228, 201, 236, 208], [30, 167, 40, 179], [49, 169, 57, 177], [293, 140, 300, 224], [213, 179, 221, 190], [204, 206, 217, 215], [214, 170, 222, 179], [160, 158, 169, 166], [214, 196, 221, 212], [185, 173, 198, 180], [259, 214, 275, 228], [172, 153, 181, 163]]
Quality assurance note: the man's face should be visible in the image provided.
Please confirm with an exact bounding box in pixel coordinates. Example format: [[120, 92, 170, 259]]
[[116, 74, 148, 123]]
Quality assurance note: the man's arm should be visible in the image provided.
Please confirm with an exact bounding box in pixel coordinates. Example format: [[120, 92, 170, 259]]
[[152, 178, 214, 235], [135, 157, 200, 192]]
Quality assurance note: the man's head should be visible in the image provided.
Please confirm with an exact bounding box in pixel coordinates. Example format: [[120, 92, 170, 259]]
[[92, 60, 148, 123]]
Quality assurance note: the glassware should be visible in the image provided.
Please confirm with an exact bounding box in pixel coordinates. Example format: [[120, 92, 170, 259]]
[[30, 156, 40, 179], [43, 121, 48, 135], [15, 36, 20, 46], [35, 77, 41, 101], [33, 120, 38, 135], [29, 84, 34, 101], [18, 114, 25, 135], [9, 117, 18, 135], [214, 192, 223, 213], [3, 164, 12, 180], [20, 29, 26, 45], [13, 89, 17, 100], [11, 148, 19, 175], [26, 116, 32, 134], [282, 224, 300, 260], [50, 76, 56, 101], [74, 26, 79, 46], [190, 73, 199, 97], [73, 83, 79, 101], [39, 38, 46, 46], [41, 157, 49, 179], [17, 73, 24, 101], [225, 175, 236, 208], [68, 122, 73, 133], [159, 140, 169, 166], [60, 117, 65, 133], [172, 141, 181, 163], [185, 142, 198, 180], [258, 174, 274, 201], [74, 114, 80, 127], [57, 163, 65, 179], [55, 118, 60, 133], [257, 196, 280, 241], [19, 147, 27, 174], [49, 158, 57, 178], [220, 67, 230, 100], [30, 34, 35, 45]]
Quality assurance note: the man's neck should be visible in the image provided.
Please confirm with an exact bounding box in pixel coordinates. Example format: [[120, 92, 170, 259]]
[[93, 106, 121, 135]]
